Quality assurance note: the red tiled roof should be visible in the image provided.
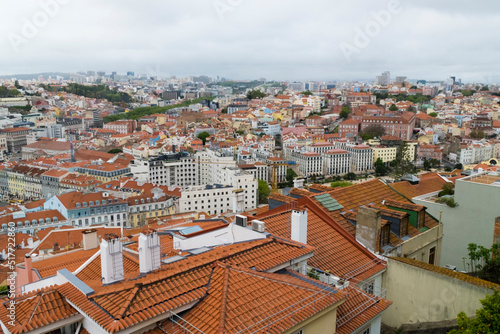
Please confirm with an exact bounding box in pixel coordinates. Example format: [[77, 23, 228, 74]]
[[58, 235, 315, 333], [251, 197, 386, 281], [160, 262, 344, 334], [336, 285, 392, 334], [0, 288, 78, 334]]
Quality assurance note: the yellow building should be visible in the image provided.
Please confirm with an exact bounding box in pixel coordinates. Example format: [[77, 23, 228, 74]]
[[127, 194, 175, 227]]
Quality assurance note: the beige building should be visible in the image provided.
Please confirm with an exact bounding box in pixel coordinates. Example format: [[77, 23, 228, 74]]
[[383, 257, 499, 330]]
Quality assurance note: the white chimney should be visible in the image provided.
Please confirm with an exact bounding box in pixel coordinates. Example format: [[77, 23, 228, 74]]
[[291, 209, 308, 244], [293, 177, 304, 189], [100, 234, 124, 285], [82, 229, 99, 250], [138, 230, 161, 274]]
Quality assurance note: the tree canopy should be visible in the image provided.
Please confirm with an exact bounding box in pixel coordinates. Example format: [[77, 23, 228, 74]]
[[374, 157, 388, 176], [301, 90, 313, 96], [470, 129, 486, 139], [258, 180, 271, 204], [391, 141, 416, 178], [361, 124, 386, 140], [449, 290, 500, 334], [389, 104, 398, 111], [429, 112, 438, 117], [246, 89, 266, 100], [339, 106, 351, 119], [197, 131, 210, 145]]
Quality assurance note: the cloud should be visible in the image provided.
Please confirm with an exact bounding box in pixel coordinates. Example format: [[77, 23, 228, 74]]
[[0, 0, 498, 82]]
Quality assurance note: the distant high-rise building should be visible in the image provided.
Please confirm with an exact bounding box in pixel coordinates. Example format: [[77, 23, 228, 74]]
[[97, 71, 105, 77], [375, 71, 390, 86], [127, 71, 135, 76], [395, 76, 407, 83]]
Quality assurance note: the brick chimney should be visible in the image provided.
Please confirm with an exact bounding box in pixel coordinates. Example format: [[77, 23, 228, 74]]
[[25, 254, 33, 284], [138, 230, 161, 274], [355, 206, 382, 253], [100, 234, 124, 285]]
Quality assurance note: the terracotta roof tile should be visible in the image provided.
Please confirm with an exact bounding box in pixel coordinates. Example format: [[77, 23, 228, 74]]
[[0, 288, 78, 334], [160, 262, 344, 334], [391, 257, 500, 290]]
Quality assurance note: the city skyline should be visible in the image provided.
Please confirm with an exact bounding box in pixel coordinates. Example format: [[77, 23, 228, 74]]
[[2, 1, 500, 83]]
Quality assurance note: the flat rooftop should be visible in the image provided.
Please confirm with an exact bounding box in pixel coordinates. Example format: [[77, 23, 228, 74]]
[[463, 173, 500, 185]]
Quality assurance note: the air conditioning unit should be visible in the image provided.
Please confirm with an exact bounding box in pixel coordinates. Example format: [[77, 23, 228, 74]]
[[235, 215, 247, 227], [251, 220, 265, 233]]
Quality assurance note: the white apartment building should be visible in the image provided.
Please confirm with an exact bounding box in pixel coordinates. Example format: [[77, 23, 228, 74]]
[[322, 149, 351, 175], [293, 151, 322, 177], [178, 184, 235, 215], [459, 141, 496, 165], [334, 142, 374, 172]]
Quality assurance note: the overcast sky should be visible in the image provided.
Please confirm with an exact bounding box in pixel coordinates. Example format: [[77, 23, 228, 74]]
[[1, 0, 499, 83]]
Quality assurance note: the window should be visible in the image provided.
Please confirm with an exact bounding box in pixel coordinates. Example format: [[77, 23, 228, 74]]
[[96, 200, 100, 205], [380, 226, 390, 246], [102, 199, 107, 205], [429, 247, 436, 265], [401, 219, 408, 237]]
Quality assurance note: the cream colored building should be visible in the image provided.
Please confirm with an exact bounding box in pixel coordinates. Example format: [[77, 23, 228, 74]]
[[383, 257, 498, 330]]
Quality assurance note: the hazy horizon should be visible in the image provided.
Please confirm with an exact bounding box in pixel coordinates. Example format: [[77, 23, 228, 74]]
[[2, 0, 500, 84]]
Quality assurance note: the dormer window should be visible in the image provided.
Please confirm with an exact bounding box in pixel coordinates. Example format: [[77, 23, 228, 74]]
[[102, 200, 107, 205], [380, 226, 390, 247], [96, 200, 100, 205], [147, 198, 151, 203], [89, 201, 94, 206], [83, 202, 87, 207], [401, 219, 409, 237], [114, 199, 118, 203], [76, 203, 81, 208]]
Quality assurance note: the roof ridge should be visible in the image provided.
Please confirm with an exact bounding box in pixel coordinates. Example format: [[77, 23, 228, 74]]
[[217, 263, 231, 333]]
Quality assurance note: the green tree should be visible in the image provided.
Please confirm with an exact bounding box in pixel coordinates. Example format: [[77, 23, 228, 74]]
[[108, 148, 123, 154], [389, 104, 398, 111], [438, 183, 455, 197], [454, 163, 463, 170], [480, 86, 489, 91], [344, 172, 357, 180], [286, 168, 298, 187], [339, 106, 351, 119], [246, 89, 266, 100], [301, 90, 313, 96], [360, 124, 386, 140], [197, 131, 210, 145], [374, 157, 388, 176], [391, 141, 416, 178], [235, 130, 244, 135], [429, 112, 438, 117], [470, 129, 486, 139], [423, 159, 431, 171], [258, 179, 271, 204], [448, 290, 500, 334], [407, 105, 416, 112], [330, 181, 353, 188]]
